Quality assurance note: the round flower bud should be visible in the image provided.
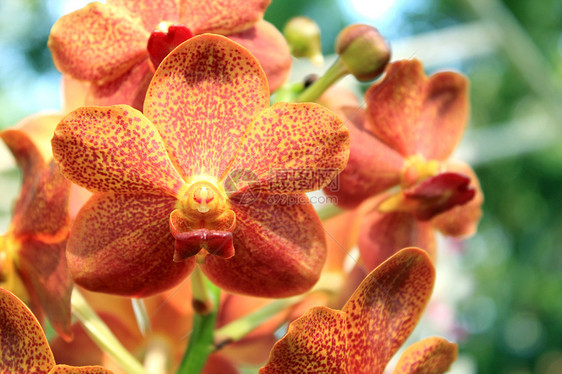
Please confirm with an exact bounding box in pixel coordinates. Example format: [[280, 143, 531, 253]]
[[335, 24, 390, 81], [284, 16, 324, 65]]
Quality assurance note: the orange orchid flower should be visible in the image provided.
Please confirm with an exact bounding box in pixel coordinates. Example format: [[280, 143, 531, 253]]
[[0, 288, 112, 373], [48, 0, 291, 111], [51, 34, 349, 298], [259, 248, 458, 374], [0, 115, 74, 341], [323, 59, 483, 269]]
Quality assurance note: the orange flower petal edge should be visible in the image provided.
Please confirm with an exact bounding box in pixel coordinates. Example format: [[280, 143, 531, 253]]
[[0, 288, 113, 373], [260, 248, 436, 373], [392, 337, 458, 374]]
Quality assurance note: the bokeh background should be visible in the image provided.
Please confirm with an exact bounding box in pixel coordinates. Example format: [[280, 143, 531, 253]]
[[1, 0, 561, 373]]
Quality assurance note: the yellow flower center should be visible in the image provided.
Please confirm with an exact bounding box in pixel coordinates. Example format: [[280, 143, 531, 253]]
[[400, 154, 441, 188]]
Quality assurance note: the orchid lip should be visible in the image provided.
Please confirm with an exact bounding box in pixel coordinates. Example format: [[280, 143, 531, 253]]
[[147, 22, 194, 70]]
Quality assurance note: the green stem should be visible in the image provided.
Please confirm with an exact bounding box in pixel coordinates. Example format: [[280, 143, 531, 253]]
[[176, 273, 220, 374], [214, 295, 304, 348], [71, 288, 148, 374], [296, 58, 349, 102], [316, 204, 345, 221]]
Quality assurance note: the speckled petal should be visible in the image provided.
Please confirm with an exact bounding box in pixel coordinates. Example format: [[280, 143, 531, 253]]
[[66, 192, 195, 297], [107, 0, 180, 31], [48, 2, 148, 84], [325, 107, 403, 209], [144, 34, 269, 179], [342, 248, 435, 373], [87, 60, 153, 111], [0, 288, 56, 372], [393, 337, 458, 374], [52, 105, 185, 196], [18, 238, 73, 341], [365, 60, 468, 159], [230, 102, 348, 194], [260, 307, 348, 374], [11, 160, 72, 242], [49, 365, 114, 373], [228, 21, 291, 92], [432, 161, 483, 237], [200, 194, 326, 297], [180, 0, 270, 34], [359, 201, 435, 271]]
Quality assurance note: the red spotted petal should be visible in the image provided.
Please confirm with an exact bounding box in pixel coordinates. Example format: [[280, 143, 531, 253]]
[[0, 288, 56, 372], [180, 0, 270, 35], [325, 107, 403, 209], [230, 102, 348, 194], [393, 337, 458, 374], [342, 248, 436, 373], [10, 160, 72, 242], [17, 238, 73, 341], [260, 248, 435, 374], [49, 365, 114, 373], [144, 34, 269, 180], [432, 161, 483, 237], [365, 59, 468, 160], [66, 192, 195, 297], [229, 21, 291, 92], [260, 307, 348, 373], [200, 194, 326, 297], [48, 2, 148, 84], [52, 105, 185, 196], [86, 60, 153, 112], [359, 202, 435, 271]]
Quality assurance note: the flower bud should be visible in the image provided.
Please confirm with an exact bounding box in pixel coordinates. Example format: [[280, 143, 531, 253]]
[[335, 24, 390, 81], [284, 16, 324, 65]]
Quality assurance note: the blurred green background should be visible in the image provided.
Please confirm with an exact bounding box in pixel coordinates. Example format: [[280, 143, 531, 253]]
[[1, 0, 561, 373]]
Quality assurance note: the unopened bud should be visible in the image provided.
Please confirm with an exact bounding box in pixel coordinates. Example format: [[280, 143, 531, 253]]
[[335, 24, 390, 81], [284, 17, 324, 66]]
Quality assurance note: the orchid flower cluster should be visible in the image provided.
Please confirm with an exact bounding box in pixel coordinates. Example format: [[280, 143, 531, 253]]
[[0, 1, 482, 373]]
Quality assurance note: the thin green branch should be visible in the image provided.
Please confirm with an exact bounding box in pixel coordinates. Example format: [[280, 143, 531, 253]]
[[71, 288, 148, 374]]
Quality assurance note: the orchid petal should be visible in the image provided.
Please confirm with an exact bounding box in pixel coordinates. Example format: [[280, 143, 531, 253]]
[[180, 0, 270, 35], [144, 34, 269, 179], [261, 248, 435, 374], [342, 248, 435, 373], [86, 60, 153, 112], [11, 161, 71, 242], [228, 21, 291, 92], [107, 0, 180, 31], [0, 288, 56, 372], [48, 2, 148, 84], [52, 105, 185, 196], [66, 192, 195, 297], [359, 205, 435, 270], [231, 102, 348, 194], [432, 161, 483, 237], [365, 60, 468, 159], [325, 107, 403, 208], [18, 238, 73, 341], [260, 307, 348, 373], [393, 337, 458, 374], [200, 194, 326, 297], [49, 365, 113, 373]]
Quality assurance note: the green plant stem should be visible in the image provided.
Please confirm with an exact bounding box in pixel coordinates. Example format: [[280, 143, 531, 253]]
[[176, 272, 220, 374], [131, 298, 151, 336], [296, 58, 349, 102], [214, 295, 304, 348], [317, 204, 344, 221], [71, 288, 148, 374]]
